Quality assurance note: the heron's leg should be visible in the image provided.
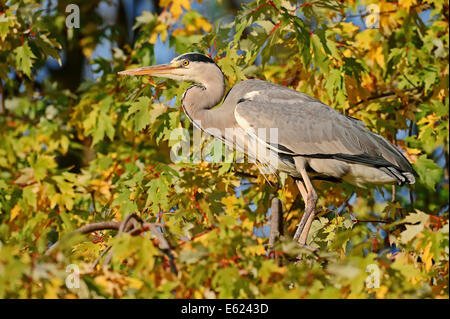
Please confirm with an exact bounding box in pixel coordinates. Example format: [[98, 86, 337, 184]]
[[293, 179, 308, 241], [299, 207, 316, 245], [293, 164, 318, 246]]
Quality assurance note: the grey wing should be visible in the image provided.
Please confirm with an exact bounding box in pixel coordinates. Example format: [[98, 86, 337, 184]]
[[232, 80, 416, 182]]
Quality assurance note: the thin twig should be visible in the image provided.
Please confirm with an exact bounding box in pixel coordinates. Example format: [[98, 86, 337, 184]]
[[90, 191, 98, 214], [355, 219, 391, 224], [351, 87, 418, 107], [91, 246, 112, 270]]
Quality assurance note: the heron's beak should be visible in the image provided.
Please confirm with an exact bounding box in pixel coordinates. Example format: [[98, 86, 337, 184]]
[[118, 63, 180, 76]]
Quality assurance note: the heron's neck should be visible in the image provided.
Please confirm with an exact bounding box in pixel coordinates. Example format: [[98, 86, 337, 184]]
[[181, 70, 226, 129]]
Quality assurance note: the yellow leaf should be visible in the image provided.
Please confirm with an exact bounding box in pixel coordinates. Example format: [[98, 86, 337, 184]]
[[48, 192, 57, 208], [221, 195, 236, 210], [343, 49, 352, 58], [10, 204, 21, 222], [149, 24, 168, 44], [368, 45, 385, 69], [376, 285, 389, 299], [241, 218, 254, 231], [194, 17, 212, 32], [95, 275, 113, 294], [192, 231, 210, 244], [163, 0, 190, 19], [417, 113, 439, 126], [89, 179, 112, 199], [379, 2, 398, 34], [172, 28, 186, 37], [14, 167, 34, 185], [80, 37, 96, 59], [355, 29, 377, 51], [127, 277, 143, 290], [417, 114, 439, 138], [340, 22, 359, 34], [244, 245, 266, 256], [406, 148, 422, 155], [194, 290, 203, 299], [422, 241, 433, 272], [44, 278, 63, 299], [399, 0, 416, 11]]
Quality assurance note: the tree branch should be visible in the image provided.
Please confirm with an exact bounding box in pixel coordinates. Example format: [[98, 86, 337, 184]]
[[45, 215, 177, 274], [354, 219, 391, 224], [351, 87, 419, 108], [269, 197, 282, 258]]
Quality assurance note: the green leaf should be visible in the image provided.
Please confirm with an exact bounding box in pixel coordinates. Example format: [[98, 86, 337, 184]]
[[325, 68, 342, 100], [14, 42, 37, 77], [92, 111, 115, 145], [0, 14, 9, 41], [59, 211, 75, 232], [311, 34, 329, 73], [413, 155, 443, 189], [31, 155, 57, 182], [127, 96, 152, 132], [112, 189, 138, 214], [22, 185, 37, 210], [145, 178, 169, 209]]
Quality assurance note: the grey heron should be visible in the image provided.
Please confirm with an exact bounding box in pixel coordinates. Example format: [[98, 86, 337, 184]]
[[118, 52, 417, 247]]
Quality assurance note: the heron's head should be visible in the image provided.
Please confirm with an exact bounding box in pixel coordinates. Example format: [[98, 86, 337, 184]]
[[118, 52, 222, 83]]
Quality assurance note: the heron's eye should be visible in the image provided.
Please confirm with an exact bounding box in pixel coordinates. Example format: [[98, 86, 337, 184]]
[[182, 60, 189, 66]]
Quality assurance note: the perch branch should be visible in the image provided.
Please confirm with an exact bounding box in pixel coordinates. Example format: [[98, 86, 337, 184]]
[[45, 215, 177, 274], [269, 197, 282, 258]]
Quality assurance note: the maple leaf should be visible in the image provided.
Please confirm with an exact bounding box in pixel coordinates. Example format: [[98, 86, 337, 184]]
[[161, 0, 190, 19], [14, 42, 37, 77], [399, 0, 417, 11]]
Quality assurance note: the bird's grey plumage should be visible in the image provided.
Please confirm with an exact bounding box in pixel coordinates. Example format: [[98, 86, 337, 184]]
[[118, 52, 417, 247], [228, 79, 416, 186]]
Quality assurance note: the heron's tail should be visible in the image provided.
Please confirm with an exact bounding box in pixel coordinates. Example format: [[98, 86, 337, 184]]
[[402, 171, 416, 184], [380, 166, 416, 185]]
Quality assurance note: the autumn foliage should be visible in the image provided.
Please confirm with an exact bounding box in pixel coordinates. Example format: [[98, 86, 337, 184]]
[[0, 0, 448, 298]]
